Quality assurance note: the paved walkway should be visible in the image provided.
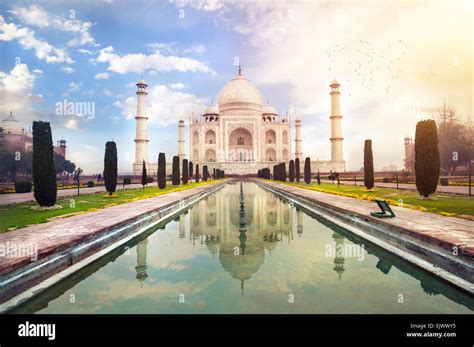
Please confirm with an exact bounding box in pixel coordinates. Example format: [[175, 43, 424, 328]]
[[261, 180, 474, 261], [0, 184, 144, 206], [321, 180, 472, 196], [0, 180, 225, 276]]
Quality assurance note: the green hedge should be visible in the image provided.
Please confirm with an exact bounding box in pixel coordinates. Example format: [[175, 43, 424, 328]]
[[14, 180, 32, 193]]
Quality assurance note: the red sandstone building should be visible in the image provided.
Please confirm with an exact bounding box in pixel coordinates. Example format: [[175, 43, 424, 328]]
[[0, 112, 67, 158]]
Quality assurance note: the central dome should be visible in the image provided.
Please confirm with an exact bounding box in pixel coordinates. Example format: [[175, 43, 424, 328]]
[[218, 74, 263, 112]]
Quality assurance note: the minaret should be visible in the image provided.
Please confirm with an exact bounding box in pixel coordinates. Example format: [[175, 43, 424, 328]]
[[135, 238, 148, 287], [178, 213, 185, 239], [329, 78, 344, 164], [133, 78, 149, 175], [296, 208, 303, 236], [178, 119, 185, 162], [332, 232, 345, 280], [294, 115, 302, 160]]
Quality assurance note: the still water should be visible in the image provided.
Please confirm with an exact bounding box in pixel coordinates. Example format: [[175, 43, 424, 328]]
[[12, 182, 473, 313]]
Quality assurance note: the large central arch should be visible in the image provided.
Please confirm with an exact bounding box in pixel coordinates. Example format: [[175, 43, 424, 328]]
[[228, 127, 253, 161]]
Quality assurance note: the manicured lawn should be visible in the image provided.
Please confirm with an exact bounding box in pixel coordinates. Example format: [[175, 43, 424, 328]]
[[279, 181, 474, 218], [0, 180, 218, 233]]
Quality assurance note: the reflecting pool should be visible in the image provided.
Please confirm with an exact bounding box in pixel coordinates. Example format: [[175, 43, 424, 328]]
[[11, 182, 473, 313]]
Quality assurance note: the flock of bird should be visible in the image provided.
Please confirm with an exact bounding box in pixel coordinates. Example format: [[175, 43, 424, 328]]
[[326, 39, 406, 96]]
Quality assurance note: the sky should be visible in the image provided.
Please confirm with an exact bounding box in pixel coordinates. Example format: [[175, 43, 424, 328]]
[[0, 0, 472, 174]]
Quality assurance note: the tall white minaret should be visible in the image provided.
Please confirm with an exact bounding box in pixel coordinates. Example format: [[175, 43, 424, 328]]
[[178, 119, 185, 161], [133, 78, 149, 175], [294, 115, 302, 160], [329, 78, 344, 164]]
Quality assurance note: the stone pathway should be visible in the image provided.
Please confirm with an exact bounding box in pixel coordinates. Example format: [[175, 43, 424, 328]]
[[0, 184, 144, 206], [262, 180, 474, 260], [321, 180, 472, 196], [0, 181, 225, 276]]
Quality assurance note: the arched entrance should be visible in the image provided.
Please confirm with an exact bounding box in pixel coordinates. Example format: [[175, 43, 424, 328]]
[[265, 148, 276, 161], [205, 148, 216, 162], [205, 130, 216, 144], [228, 127, 253, 161]]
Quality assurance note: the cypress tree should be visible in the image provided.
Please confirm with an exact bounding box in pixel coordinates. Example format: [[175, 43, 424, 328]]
[[141, 160, 147, 188], [289, 160, 295, 182], [158, 152, 166, 189], [32, 121, 57, 206], [281, 163, 287, 182], [203, 165, 209, 181], [104, 141, 118, 196], [273, 165, 277, 180], [195, 164, 200, 182], [364, 139, 374, 190], [172, 156, 180, 185], [317, 170, 321, 185], [304, 157, 311, 184], [213, 168, 216, 180], [189, 160, 193, 180], [295, 158, 300, 182], [182, 159, 189, 184], [415, 120, 440, 198]]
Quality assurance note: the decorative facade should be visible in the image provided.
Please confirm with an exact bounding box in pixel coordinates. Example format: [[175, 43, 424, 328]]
[[189, 68, 292, 175], [132, 68, 346, 175]]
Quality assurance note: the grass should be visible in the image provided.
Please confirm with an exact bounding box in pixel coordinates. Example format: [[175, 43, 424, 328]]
[[275, 181, 474, 218], [0, 180, 218, 233]]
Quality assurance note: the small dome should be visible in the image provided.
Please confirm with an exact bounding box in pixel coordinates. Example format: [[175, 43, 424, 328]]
[[330, 78, 340, 86], [204, 104, 219, 115], [218, 73, 262, 112], [137, 79, 147, 85], [1, 112, 24, 135], [262, 103, 277, 115]]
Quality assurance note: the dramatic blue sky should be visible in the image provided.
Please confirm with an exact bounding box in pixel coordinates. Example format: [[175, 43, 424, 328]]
[[1, 0, 472, 173]]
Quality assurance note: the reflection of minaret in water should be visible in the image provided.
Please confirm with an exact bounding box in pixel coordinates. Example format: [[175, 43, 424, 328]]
[[332, 232, 345, 280], [178, 213, 185, 239], [135, 238, 149, 287], [239, 181, 247, 296], [296, 209, 304, 237]]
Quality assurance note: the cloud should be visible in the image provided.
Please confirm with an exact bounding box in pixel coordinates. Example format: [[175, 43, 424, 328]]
[[148, 42, 176, 54], [10, 4, 96, 47], [61, 66, 76, 74], [0, 63, 41, 118], [173, 0, 225, 12], [9, 4, 49, 28], [0, 15, 74, 64], [96, 46, 214, 75], [116, 83, 206, 127], [78, 48, 93, 55], [169, 82, 186, 90], [183, 44, 206, 55], [61, 82, 82, 97], [94, 72, 110, 80], [64, 118, 79, 129], [103, 88, 112, 97]]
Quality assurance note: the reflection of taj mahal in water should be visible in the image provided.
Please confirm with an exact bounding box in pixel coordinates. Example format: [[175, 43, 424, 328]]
[[132, 66, 346, 175], [134, 182, 347, 292]]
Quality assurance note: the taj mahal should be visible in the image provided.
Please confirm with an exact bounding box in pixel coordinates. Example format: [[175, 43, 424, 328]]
[[132, 66, 345, 175]]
